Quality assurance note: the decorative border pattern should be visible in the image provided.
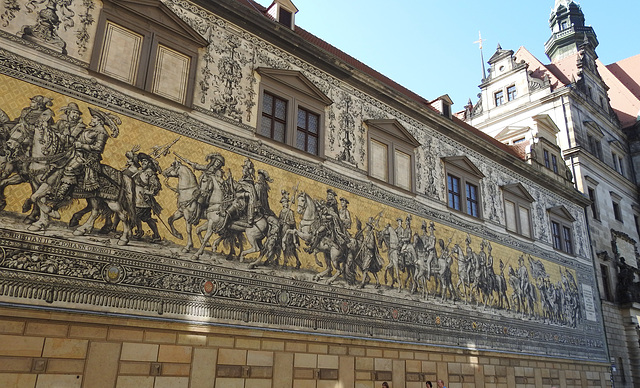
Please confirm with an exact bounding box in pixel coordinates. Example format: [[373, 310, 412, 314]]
[[0, 228, 606, 361]]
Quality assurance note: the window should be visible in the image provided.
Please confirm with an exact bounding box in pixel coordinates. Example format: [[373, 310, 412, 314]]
[[587, 135, 602, 159], [278, 8, 292, 27], [507, 85, 517, 101], [600, 264, 612, 302], [613, 201, 622, 222], [444, 156, 485, 219], [260, 92, 287, 142], [551, 154, 558, 174], [366, 119, 419, 191], [502, 183, 534, 238], [296, 108, 319, 154], [494, 90, 504, 106], [543, 149, 550, 169], [619, 157, 625, 176], [256, 68, 332, 157], [588, 187, 599, 220], [549, 206, 575, 254], [89, 0, 206, 105], [561, 21, 568, 30]]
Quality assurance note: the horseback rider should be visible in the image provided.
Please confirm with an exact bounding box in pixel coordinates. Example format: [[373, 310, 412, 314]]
[[305, 189, 348, 254], [54, 102, 85, 147], [222, 158, 258, 227], [133, 152, 162, 242], [177, 151, 225, 223], [50, 107, 119, 205]]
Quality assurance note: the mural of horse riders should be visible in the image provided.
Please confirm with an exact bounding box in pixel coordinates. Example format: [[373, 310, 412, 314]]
[[0, 96, 585, 328], [0, 96, 135, 246]]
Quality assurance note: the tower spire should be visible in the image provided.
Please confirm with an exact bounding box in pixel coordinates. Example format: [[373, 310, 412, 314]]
[[474, 31, 487, 81]]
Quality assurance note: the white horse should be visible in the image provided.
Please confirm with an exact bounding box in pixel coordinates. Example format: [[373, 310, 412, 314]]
[[292, 191, 345, 283], [193, 174, 267, 261], [163, 159, 199, 253], [25, 116, 134, 246]]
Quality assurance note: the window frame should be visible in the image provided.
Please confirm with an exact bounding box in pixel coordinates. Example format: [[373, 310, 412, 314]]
[[256, 68, 332, 158], [548, 206, 575, 255], [89, 0, 204, 106], [444, 156, 485, 219], [507, 85, 517, 101], [366, 119, 419, 192], [494, 90, 504, 107], [502, 183, 534, 238]]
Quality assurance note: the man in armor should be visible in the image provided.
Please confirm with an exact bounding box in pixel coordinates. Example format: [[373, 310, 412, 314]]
[[223, 158, 258, 226], [305, 188, 348, 254], [51, 107, 119, 204], [133, 153, 162, 242], [178, 152, 225, 224]]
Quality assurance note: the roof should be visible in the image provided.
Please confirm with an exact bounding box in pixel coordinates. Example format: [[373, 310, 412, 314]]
[[604, 54, 640, 128], [232, 0, 523, 160]]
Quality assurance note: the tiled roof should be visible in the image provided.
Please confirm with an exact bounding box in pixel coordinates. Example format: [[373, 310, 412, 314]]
[[232, 0, 523, 159], [604, 54, 640, 128]]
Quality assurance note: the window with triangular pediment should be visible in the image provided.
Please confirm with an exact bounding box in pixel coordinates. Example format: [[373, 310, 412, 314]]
[[443, 156, 484, 219], [548, 206, 575, 255], [90, 0, 207, 106], [256, 68, 332, 157], [366, 119, 419, 192], [502, 183, 534, 238]]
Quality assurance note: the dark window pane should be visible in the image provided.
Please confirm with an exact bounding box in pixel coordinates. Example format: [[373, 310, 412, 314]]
[[262, 93, 273, 114], [308, 114, 318, 134], [275, 98, 287, 120], [296, 131, 305, 150], [259, 118, 272, 137], [308, 136, 317, 154], [563, 226, 573, 254], [274, 121, 285, 142]]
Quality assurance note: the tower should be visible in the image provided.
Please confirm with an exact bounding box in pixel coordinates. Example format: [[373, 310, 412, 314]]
[[544, 0, 598, 62]]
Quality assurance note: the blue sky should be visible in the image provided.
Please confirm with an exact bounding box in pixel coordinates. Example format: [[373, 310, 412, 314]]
[[255, 0, 640, 111]]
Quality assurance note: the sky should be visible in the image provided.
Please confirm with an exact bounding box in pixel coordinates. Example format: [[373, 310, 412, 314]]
[[254, 0, 640, 111]]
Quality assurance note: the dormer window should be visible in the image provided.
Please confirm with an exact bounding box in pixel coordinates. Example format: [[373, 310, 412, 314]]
[[266, 0, 298, 30], [431, 95, 453, 119], [278, 9, 292, 27], [561, 20, 568, 30]]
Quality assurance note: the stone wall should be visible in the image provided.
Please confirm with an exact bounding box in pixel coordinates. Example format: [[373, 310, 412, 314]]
[[0, 308, 610, 388]]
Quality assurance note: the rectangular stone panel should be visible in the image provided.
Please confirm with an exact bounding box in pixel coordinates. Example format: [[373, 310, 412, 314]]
[[98, 22, 142, 85]]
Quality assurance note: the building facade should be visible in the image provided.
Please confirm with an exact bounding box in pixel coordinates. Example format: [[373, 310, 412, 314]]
[[464, 1, 640, 386], [0, 0, 610, 387]]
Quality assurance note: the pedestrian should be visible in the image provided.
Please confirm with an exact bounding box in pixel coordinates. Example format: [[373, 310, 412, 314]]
[[437, 379, 447, 388], [426, 381, 433, 388], [382, 382, 389, 388]]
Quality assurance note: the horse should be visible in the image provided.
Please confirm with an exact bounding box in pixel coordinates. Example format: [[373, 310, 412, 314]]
[[508, 266, 537, 318], [21, 115, 135, 246], [292, 191, 346, 284], [1, 118, 39, 219], [193, 174, 267, 261], [162, 159, 199, 253]]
